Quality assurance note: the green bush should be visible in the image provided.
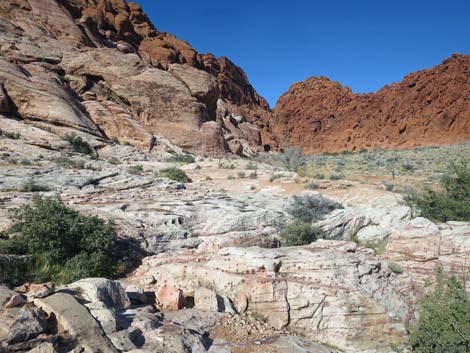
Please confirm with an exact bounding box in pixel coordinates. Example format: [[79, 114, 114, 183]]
[[20, 179, 51, 192], [53, 156, 86, 169], [64, 133, 94, 155], [281, 220, 323, 246], [408, 270, 470, 353], [127, 165, 144, 175], [0, 195, 120, 284], [406, 161, 470, 222], [287, 194, 343, 223], [166, 154, 195, 164], [158, 167, 191, 183]]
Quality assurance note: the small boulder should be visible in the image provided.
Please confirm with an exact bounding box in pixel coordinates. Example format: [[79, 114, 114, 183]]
[[157, 284, 184, 311], [194, 287, 219, 312], [4, 294, 26, 308], [233, 291, 248, 314], [7, 308, 49, 344], [26, 342, 57, 353], [22, 283, 55, 299], [117, 41, 135, 54]]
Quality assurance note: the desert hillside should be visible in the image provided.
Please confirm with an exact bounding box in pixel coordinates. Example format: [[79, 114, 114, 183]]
[[274, 53, 470, 153]]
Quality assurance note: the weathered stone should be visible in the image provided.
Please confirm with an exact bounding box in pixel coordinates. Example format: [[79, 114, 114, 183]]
[[34, 293, 118, 353], [26, 342, 57, 353], [4, 294, 26, 308], [66, 278, 130, 334], [156, 284, 184, 311], [194, 287, 220, 312], [7, 308, 49, 344]]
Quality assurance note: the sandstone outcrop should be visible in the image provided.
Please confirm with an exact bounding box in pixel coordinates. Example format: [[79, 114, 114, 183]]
[[0, 0, 274, 157], [130, 241, 413, 352], [274, 53, 470, 153]]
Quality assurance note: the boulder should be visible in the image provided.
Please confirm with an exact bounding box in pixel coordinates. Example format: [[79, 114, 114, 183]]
[[156, 284, 184, 311], [66, 278, 130, 334], [7, 307, 49, 344], [34, 293, 118, 353], [194, 287, 220, 312]]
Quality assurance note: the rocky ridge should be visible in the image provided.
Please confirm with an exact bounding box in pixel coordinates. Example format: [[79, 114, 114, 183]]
[[274, 53, 470, 153], [0, 0, 275, 157]]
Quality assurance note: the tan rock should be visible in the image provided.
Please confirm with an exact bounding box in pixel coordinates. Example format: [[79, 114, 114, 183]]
[[194, 287, 219, 312]]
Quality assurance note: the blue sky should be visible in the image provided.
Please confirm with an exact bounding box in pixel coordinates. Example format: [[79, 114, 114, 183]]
[[135, 0, 470, 107]]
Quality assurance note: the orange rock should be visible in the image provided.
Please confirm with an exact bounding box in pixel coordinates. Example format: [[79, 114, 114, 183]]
[[274, 54, 470, 153], [157, 284, 184, 311]]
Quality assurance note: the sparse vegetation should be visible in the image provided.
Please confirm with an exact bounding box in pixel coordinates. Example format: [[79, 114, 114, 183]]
[[2, 131, 21, 139], [406, 160, 470, 222], [238, 171, 246, 178], [408, 269, 470, 353], [53, 156, 86, 169], [249, 171, 258, 179], [276, 146, 306, 172], [388, 261, 404, 274], [127, 164, 144, 175], [158, 167, 191, 183], [281, 220, 323, 246], [287, 194, 343, 223], [64, 133, 94, 155], [166, 154, 196, 164], [20, 179, 51, 192], [0, 195, 120, 284], [269, 174, 283, 182], [306, 181, 319, 190], [246, 162, 258, 170]]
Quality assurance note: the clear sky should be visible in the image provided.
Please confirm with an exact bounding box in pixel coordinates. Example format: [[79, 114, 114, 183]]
[[135, 0, 470, 107]]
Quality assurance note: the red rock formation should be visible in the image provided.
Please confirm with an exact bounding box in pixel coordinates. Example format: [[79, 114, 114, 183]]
[[274, 54, 470, 153], [0, 0, 275, 155]]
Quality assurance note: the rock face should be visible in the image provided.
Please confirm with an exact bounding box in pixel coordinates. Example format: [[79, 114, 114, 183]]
[[131, 241, 414, 352], [274, 53, 470, 153], [0, 0, 274, 156], [384, 218, 470, 294]]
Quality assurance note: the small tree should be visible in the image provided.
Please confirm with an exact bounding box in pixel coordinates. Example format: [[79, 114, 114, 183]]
[[408, 269, 470, 353], [406, 160, 470, 222]]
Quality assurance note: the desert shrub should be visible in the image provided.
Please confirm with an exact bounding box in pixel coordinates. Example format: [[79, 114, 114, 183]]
[[314, 172, 325, 179], [276, 146, 306, 172], [269, 174, 282, 182], [287, 194, 343, 223], [127, 164, 144, 175], [281, 220, 323, 246], [402, 161, 415, 171], [406, 160, 470, 222], [158, 167, 191, 183], [382, 181, 395, 192], [53, 156, 85, 169], [111, 136, 120, 144], [249, 171, 258, 179], [166, 154, 195, 164], [0, 195, 119, 284], [246, 162, 258, 170], [306, 181, 319, 190], [204, 175, 212, 181], [64, 133, 94, 155], [238, 171, 246, 178], [388, 261, 404, 274], [20, 179, 51, 192], [329, 173, 345, 180], [408, 270, 470, 353], [227, 175, 235, 180], [3, 131, 21, 139]]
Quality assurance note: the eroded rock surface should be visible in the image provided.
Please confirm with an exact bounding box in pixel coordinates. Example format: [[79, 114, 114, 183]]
[[274, 53, 470, 153]]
